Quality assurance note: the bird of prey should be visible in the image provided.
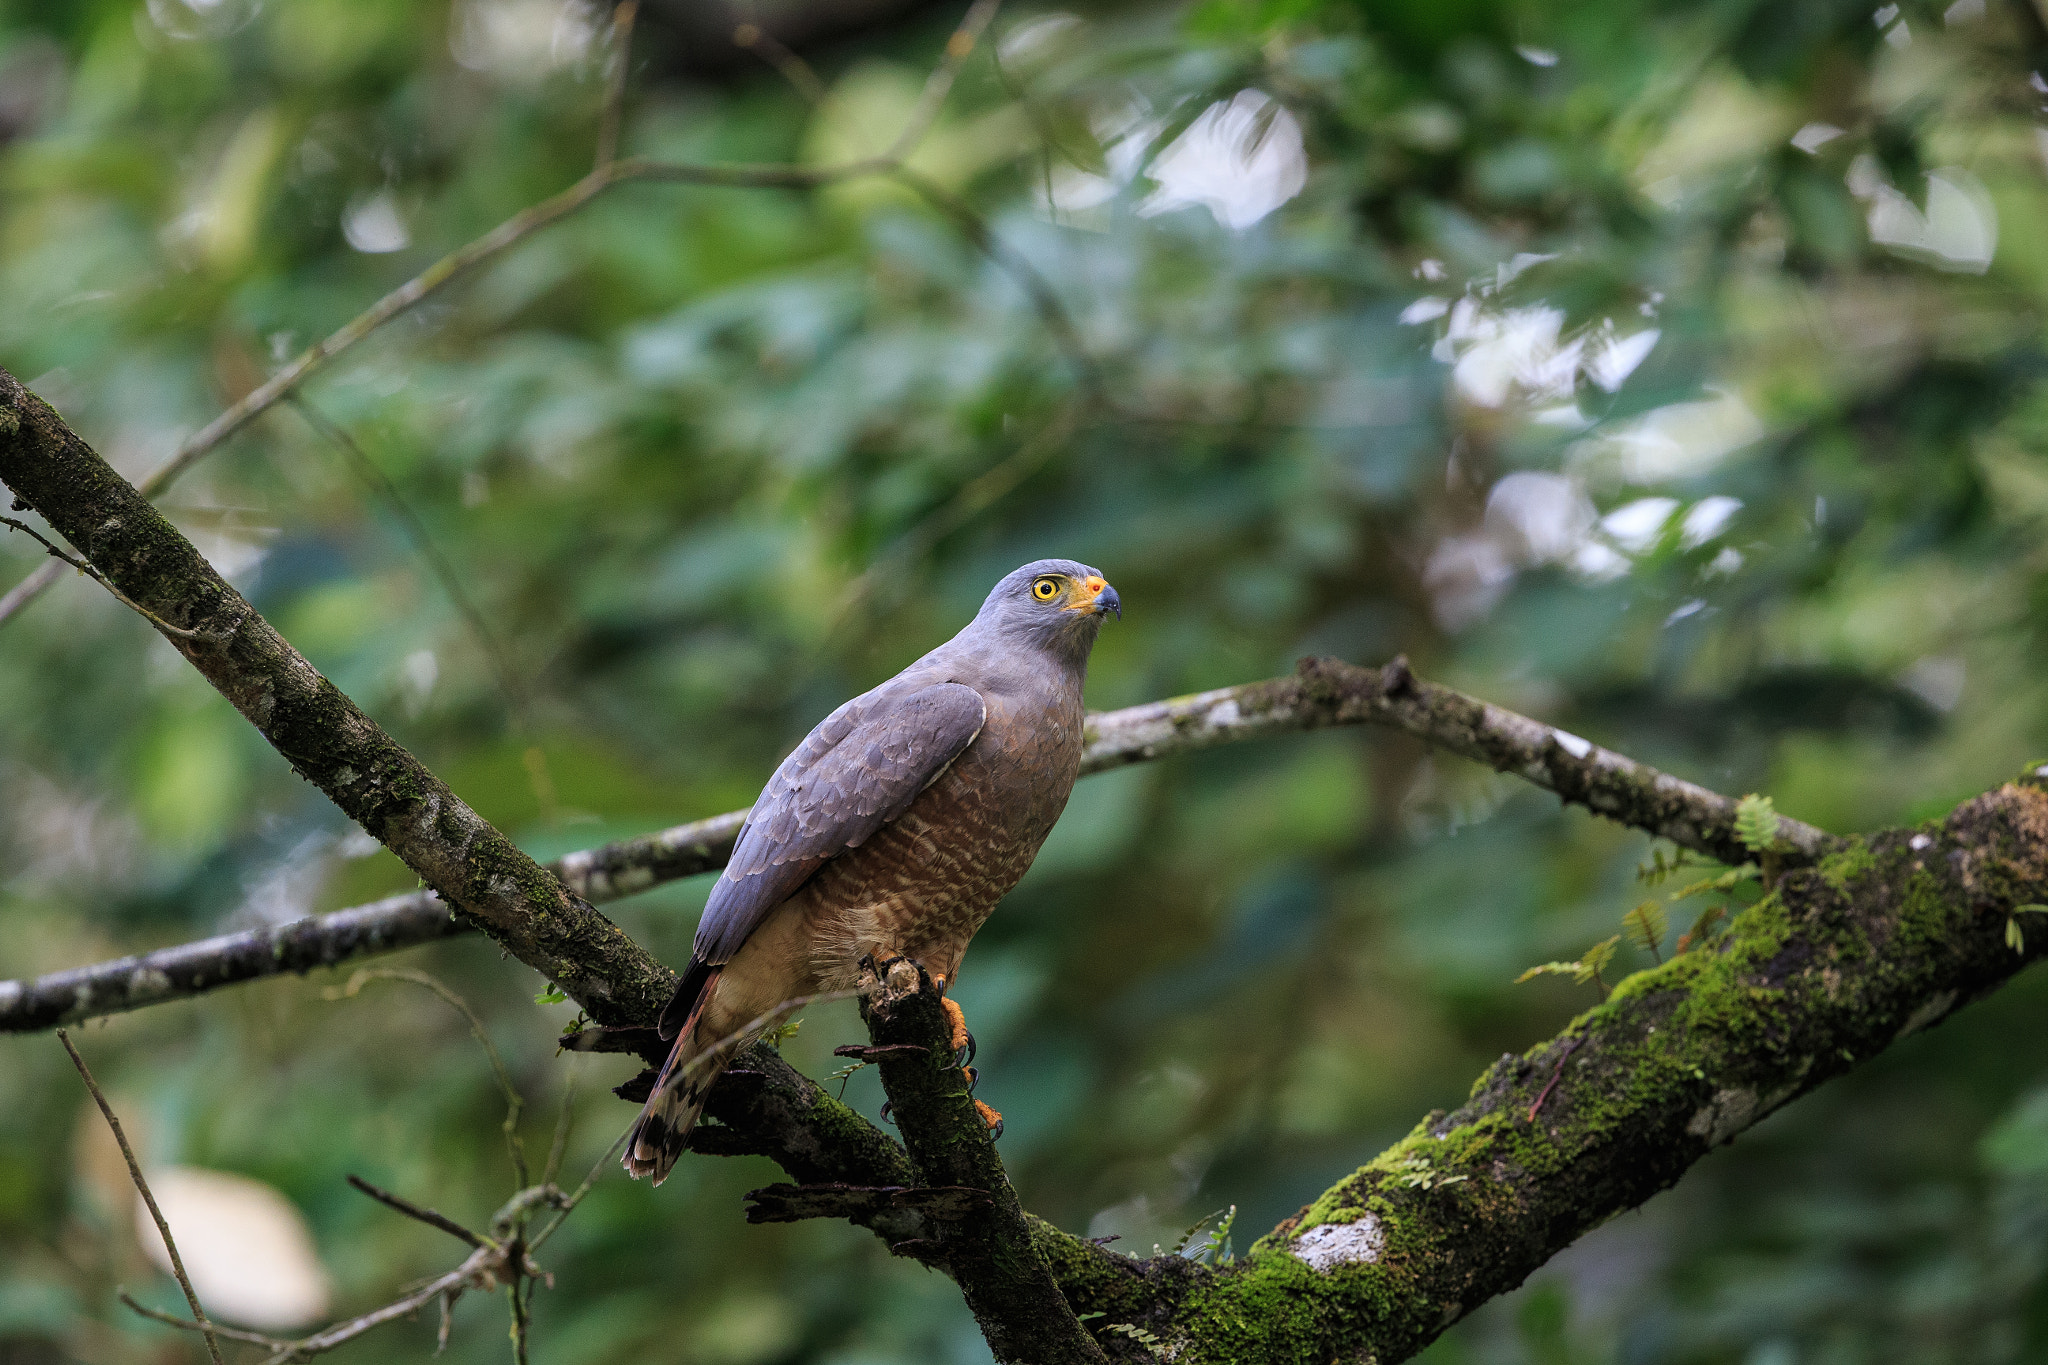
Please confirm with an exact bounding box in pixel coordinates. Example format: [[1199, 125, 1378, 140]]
[[625, 559, 1122, 1184]]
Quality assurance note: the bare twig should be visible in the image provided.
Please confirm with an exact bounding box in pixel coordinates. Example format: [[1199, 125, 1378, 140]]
[[834, 400, 1084, 625], [544, 1063, 578, 1188], [119, 1293, 289, 1350], [58, 1030, 226, 1365], [346, 1174, 485, 1249], [885, 0, 1004, 165], [1, 515, 202, 639], [331, 968, 528, 1186], [594, 0, 639, 170], [733, 22, 827, 105], [287, 397, 532, 720], [888, 165, 1103, 402], [0, 0, 1015, 631]]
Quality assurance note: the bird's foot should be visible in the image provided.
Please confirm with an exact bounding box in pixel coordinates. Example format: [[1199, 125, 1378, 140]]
[[974, 1099, 1004, 1141], [940, 996, 977, 1068]]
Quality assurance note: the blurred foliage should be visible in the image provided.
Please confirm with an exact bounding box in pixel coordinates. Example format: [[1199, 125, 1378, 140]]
[[4, 0, 2048, 1360]]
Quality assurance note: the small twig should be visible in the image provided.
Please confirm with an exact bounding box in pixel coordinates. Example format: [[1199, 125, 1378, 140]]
[[594, 0, 639, 170], [285, 397, 559, 816], [1527, 1038, 1583, 1124], [1, 516, 203, 639], [833, 401, 1083, 625], [885, 0, 1004, 165], [287, 398, 529, 718], [58, 1030, 226, 1365], [118, 1293, 288, 1349], [733, 22, 827, 104], [544, 1063, 579, 1187], [346, 1174, 485, 1249], [888, 165, 1103, 402], [332, 968, 528, 1186]]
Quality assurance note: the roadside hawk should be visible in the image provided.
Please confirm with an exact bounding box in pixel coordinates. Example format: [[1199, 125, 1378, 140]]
[[625, 558, 1122, 1184]]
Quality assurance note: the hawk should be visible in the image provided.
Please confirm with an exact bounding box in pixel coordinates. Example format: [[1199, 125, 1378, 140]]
[[626, 559, 1121, 1183]]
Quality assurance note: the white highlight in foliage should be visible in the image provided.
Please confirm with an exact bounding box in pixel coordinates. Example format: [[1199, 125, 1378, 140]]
[[1485, 472, 1595, 565], [1293, 1215, 1386, 1270], [1850, 160, 1998, 273], [451, 0, 598, 78], [1400, 296, 1450, 325], [1791, 122, 1846, 154], [1140, 90, 1307, 230], [139, 1168, 332, 1329], [1582, 389, 1764, 484], [342, 189, 410, 254], [1585, 327, 1660, 392], [1901, 656, 1965, 712], [1600, 498, 1679, 553], [1680, 495, 1742, 548]]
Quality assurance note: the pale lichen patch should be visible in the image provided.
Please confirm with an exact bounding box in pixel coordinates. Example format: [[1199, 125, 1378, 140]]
[[1292, 1214, 1386, 1270]]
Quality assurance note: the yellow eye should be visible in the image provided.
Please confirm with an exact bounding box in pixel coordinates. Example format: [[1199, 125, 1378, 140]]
[[1031, 577, 1060, 601]]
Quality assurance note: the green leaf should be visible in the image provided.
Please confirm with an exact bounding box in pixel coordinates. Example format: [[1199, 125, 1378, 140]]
[[1670, 864, 1758, 901], [1734, 794, 1781, 855], [1623, 900, 1669, 958], [1577, 935, 1620, 984], [534, 983, 568, 1005], [2008, 917, 2027, 953], [1516, 961, 1586, 983]]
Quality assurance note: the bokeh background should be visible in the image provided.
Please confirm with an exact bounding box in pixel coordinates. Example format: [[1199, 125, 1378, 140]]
[[6, 0, 2048, 1360]]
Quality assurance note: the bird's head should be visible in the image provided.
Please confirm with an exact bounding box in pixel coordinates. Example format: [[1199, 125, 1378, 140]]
[[973, 558, 1120, 661]]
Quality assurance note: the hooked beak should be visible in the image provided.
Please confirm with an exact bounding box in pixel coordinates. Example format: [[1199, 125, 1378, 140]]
[[1063, 574, 1121, 619]]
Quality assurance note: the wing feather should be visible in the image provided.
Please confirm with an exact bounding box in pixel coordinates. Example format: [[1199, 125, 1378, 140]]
[[689, 679, 985, 966]]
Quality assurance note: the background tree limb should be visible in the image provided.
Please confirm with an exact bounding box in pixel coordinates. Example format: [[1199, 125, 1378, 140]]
[[0, 655, 1829, 1031]]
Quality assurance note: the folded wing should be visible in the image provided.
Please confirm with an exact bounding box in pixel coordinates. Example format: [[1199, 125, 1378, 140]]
[[657, 680, 986, 1038]]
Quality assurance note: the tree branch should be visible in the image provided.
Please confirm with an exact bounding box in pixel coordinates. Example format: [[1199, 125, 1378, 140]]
[[61, 1029, 227, 1365], [0, 654, 1830, 1031], [10, 372, 2039, 1362], [1030, 776, 2048, 1362], [0, 0, 1016, 630], [857, 961, 1108, 1362], [0, 369, 673, 1029]]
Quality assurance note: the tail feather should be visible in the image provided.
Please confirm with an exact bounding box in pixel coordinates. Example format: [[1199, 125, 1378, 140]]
[[624, 965, 724, 1186]]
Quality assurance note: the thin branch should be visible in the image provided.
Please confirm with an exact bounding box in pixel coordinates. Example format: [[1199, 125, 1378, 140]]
[[884, 0, 1004, 165], [0, 0, 1009, 631], [118, 1293, 289, 1350], [732, 22, 827, 105], [331, 968, 528, 1186], [544, 1063, 578, 1187], [346, 1174, 485, 1249], [1, 515, 203, 639], [833, 400, 1084, 625], [287, 397, 533, 722], [58, 1030, 226, 1365], [888, 165, 1104, 403], [0, 657, 1832, 1032], [594, 0, 639, 170]]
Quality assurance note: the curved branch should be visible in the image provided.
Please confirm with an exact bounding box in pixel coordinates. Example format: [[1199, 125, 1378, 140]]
[[1054, 777, 2048, 1361], [0, 369, 671, 1028], [0, 655, 1827, 1031]]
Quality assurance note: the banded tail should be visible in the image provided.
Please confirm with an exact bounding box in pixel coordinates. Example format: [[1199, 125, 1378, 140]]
[[623, 963, 723, 1185]]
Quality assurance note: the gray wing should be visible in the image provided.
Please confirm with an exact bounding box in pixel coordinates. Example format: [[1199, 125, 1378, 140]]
[[691, 680, 987, 966]]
